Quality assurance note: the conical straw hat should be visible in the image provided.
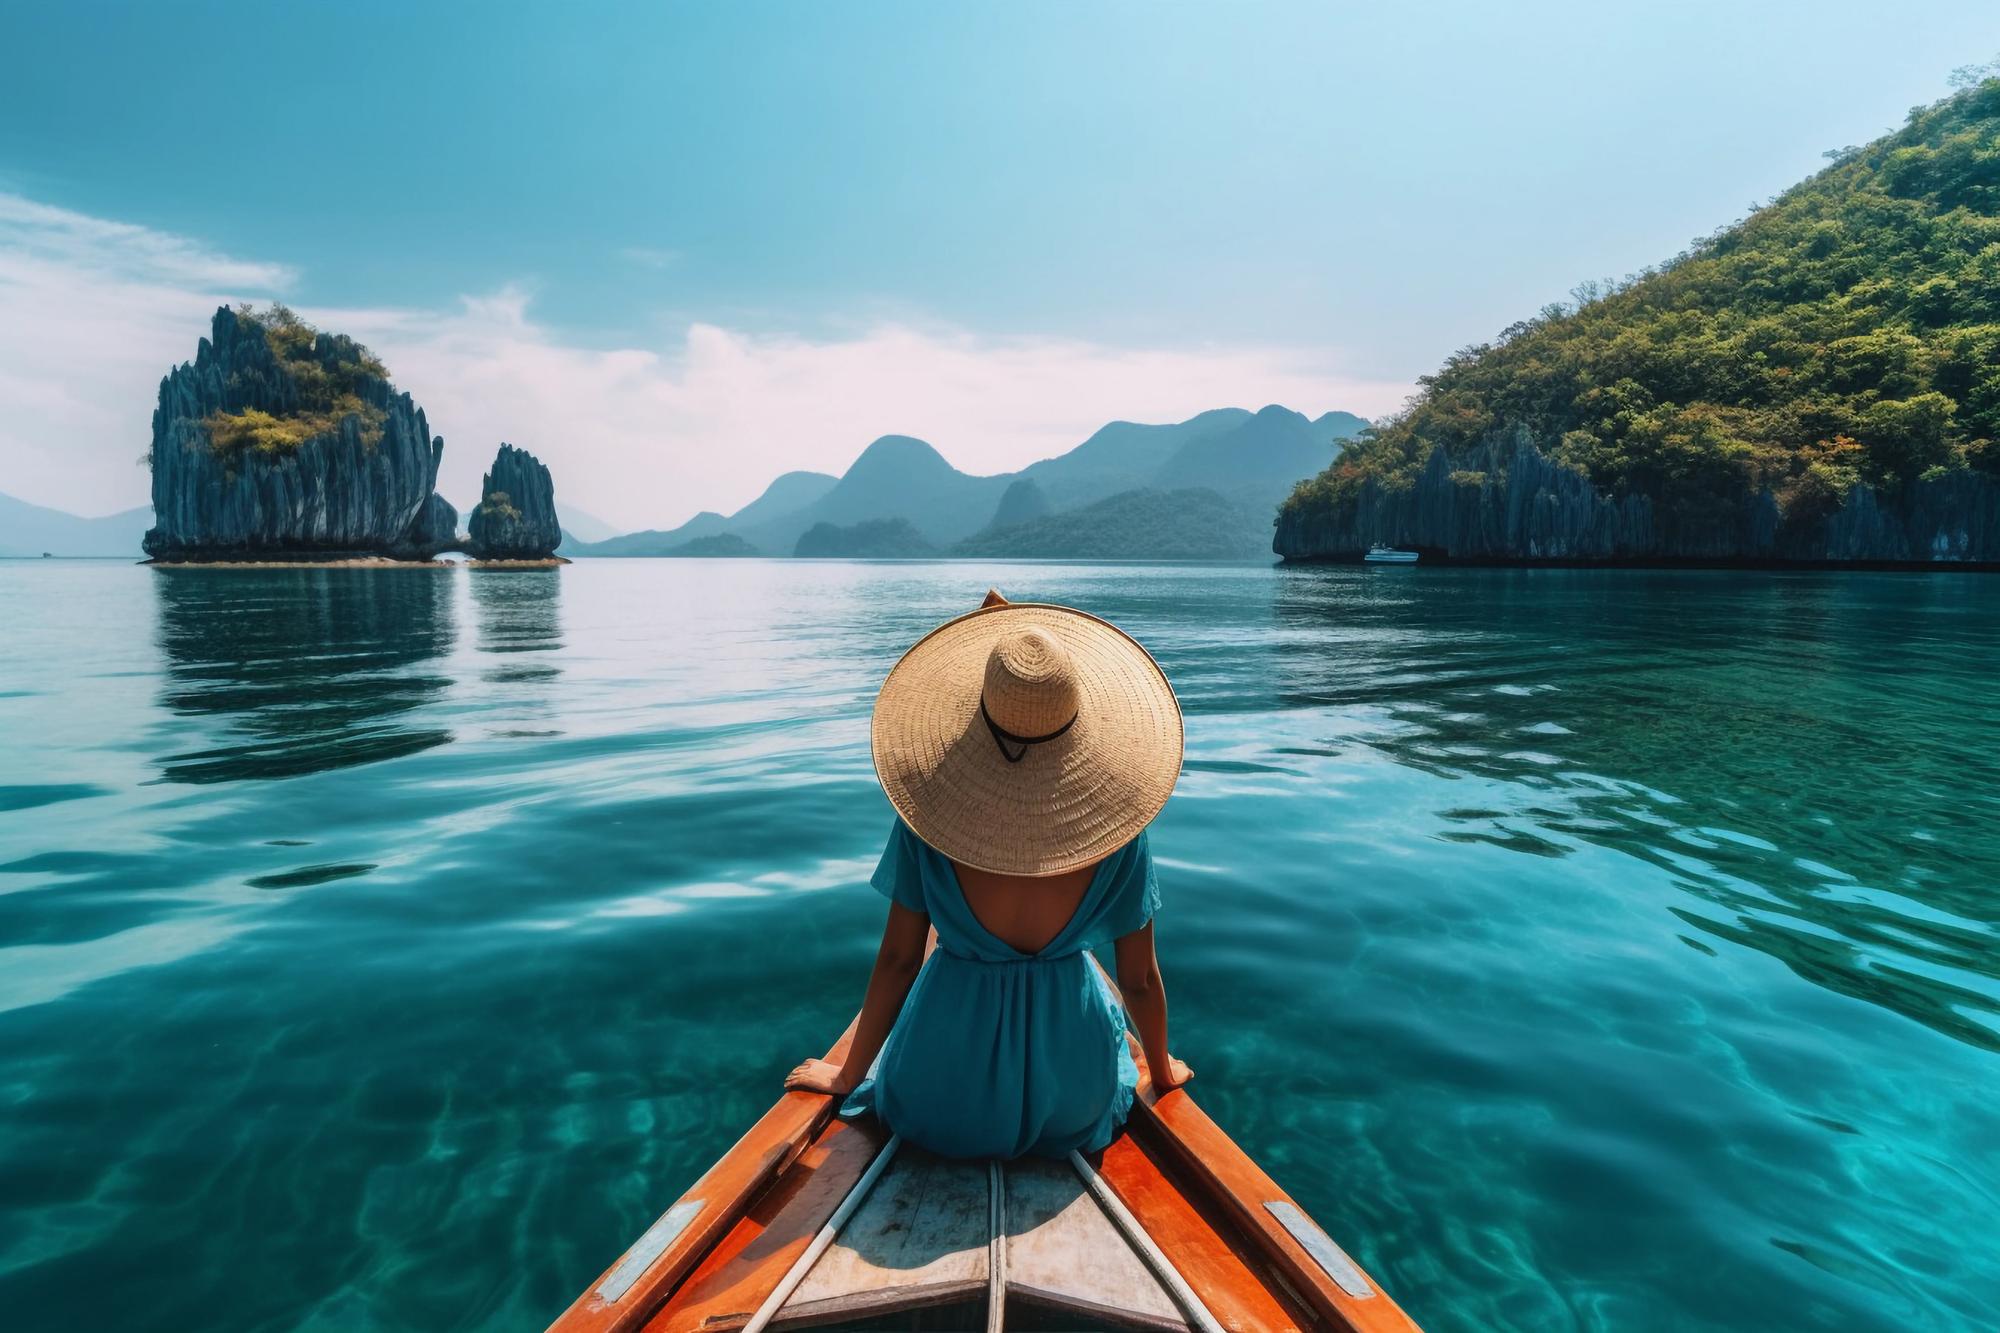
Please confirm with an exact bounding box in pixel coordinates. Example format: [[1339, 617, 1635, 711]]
[[871, 600, 1183, 876]]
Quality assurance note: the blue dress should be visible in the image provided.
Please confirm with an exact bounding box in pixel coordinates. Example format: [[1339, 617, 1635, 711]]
[[841, 819, 1161, 1160]]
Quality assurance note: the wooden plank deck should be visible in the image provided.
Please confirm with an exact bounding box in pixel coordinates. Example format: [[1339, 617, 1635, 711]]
[[641, 1135, 1226, 1331], [777, 1149, 990, 1327], [1003, 1155, 1185, 1331]]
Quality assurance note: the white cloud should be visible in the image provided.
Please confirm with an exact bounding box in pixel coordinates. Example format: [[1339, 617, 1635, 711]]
[[0, 194, 295, 291], [329, 305, 1409, 531], [0, 191, 1410, 527], [0, 193, 295, 515]]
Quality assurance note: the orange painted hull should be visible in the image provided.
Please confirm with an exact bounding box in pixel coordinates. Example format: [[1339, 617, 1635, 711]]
[[546, 1010, 1423, 1332]]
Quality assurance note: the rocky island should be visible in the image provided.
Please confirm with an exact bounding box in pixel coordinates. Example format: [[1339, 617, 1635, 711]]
[[467, 443, 564, 563], [1278, 78, 2000, 567], [142, 305, 564, 565]]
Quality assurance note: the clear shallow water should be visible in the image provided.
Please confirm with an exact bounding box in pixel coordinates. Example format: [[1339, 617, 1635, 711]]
[[1, 558, 1996, 1333]]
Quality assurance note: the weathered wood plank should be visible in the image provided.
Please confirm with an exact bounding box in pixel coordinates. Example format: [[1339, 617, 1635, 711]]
[[1004, 1155, 1186, 1331], [775, 1148, 989, 1325], [643, 1116, 887, 1333]]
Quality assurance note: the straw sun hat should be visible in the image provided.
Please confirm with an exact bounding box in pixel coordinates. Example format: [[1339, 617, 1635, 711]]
[[871, 592, 1183, 877]]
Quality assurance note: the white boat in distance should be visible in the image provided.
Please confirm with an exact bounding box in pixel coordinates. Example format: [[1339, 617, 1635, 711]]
[[1365, 545, 1420, 564]]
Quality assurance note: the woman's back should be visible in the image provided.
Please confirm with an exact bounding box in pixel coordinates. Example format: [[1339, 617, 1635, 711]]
[[952, 859, 1099, 955]]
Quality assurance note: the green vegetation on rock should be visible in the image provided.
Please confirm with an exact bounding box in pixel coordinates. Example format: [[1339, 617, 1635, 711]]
[[203, 304, 390, 456], [1284, 76, 2000, 543], [473, 490, 522, 524]]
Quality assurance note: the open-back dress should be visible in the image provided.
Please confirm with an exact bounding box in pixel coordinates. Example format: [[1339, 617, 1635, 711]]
[[841, 818, 1161, 1160]]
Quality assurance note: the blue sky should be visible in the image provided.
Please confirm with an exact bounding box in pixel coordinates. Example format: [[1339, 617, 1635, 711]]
[[2, 1, 1995, 527]]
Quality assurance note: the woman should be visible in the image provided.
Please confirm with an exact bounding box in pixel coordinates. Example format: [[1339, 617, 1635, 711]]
[[785, 590, 1192, 1160]]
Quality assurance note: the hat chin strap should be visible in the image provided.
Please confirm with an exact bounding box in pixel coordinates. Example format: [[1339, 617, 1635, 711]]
[[979, 696, 1077, 763]]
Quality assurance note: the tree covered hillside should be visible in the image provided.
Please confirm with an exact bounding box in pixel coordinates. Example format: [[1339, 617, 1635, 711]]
[[1283, 75, 2000, 552]]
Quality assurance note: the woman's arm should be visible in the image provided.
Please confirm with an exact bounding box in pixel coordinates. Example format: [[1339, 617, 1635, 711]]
[[1114, 921, 1192, 1091], [785, 901, 930, 1096]]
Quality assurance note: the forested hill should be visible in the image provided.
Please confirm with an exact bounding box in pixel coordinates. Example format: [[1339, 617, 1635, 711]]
[[1278, 77, 2000, 564]]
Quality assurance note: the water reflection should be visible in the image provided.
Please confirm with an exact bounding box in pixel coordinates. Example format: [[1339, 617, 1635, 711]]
[[151, 569, 456, 783], [1269, 565, 2000, 1053], [468, 570, 564, 731]]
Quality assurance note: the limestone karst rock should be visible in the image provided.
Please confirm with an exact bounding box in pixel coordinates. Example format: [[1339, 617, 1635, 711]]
[[400, 493, 461, 559], [142, 306, 459, 560], [466, 444, 562, 559]]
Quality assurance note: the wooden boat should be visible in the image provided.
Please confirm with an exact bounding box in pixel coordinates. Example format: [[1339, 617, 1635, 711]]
[[546, 965, 1423, 1332]]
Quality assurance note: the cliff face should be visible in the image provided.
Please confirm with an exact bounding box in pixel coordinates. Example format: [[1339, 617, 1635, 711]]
[[1274, 432, 2000, 564], [467, 444, 561, 558], [405, 493, 461, 555], [144, 307, 458, 560]]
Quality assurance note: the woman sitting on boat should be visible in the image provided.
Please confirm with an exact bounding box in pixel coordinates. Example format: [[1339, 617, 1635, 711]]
[[784, 589, 1192, 1160]]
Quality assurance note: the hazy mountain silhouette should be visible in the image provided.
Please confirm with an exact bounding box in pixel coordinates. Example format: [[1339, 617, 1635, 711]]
[[980, 478, 1051, 534], [1148, 405, 1359, 497], [1013, 408, 1256, 506], [555, 506, 622, 544], [658, 532, 760, 557], [794, 516, 937, 558], [569, 405, 1363, 558], [575, 469, 836, 556], [955, 487, 1270, 560], [0, 492, 153, 557], [736, 436, 1011, 551]]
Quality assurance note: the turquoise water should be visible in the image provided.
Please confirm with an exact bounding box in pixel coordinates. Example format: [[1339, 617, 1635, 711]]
[[1, 559, 1996, 1333]]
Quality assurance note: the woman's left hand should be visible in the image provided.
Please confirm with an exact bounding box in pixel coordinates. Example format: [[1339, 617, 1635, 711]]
[[785, 1058, 858, 1096]]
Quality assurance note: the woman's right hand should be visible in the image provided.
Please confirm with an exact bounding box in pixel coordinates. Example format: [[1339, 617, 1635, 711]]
[[1154, 1056, 1194, 1091]]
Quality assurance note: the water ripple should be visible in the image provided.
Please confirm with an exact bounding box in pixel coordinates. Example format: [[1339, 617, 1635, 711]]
[[0, 560, 1994, 1333]]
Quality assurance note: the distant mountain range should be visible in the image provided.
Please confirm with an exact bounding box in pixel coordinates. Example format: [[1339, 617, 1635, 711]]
[[556, 505, 623, 546], [574, 469, 840, 556], [0, 492, 153, 557], [570, 405, 1366, 559]]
